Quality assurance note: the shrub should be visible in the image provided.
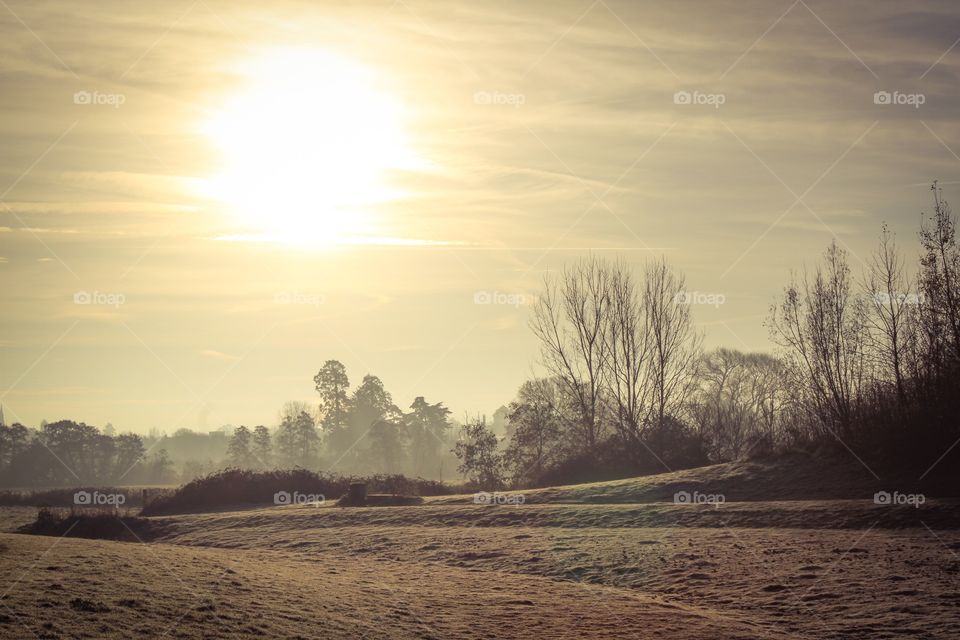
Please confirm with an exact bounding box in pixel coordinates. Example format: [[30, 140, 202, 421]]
[[20, 507, 159, 541], [140, 468, 464, 516]]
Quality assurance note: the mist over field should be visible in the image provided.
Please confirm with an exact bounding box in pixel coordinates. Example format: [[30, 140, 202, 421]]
[[2, 1, 960, 638]]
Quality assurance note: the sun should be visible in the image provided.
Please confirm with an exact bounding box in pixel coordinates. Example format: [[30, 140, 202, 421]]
[[201, 48, 418, 246]]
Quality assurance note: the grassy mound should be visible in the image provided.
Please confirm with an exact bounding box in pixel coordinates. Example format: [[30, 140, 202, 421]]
[[141, 468, 457, 516], [19, 507, 160, 542]]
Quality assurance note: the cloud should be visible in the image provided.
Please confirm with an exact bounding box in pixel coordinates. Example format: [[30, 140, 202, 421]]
[[199, 349, 240, 362]]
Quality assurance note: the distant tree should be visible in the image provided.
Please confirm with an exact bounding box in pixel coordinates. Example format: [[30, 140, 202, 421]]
[[147, 449, 176, 484], [530, 257, 610, 452], [251, 426, 272, 469], [349, 375, 403, 471], [918, 182, 960, 366], [113, 433, 145, 481], [405, 397, 451, 477], [0, 423, 31, 485], [864, 225, 916, 402], [768, 241, 869, 438], [453, 418, 503, 490], [314, 360, 351, 451], [491, 405, 510, 436], [0, 423, 30, 471], [275, 410, 320, 469], [503, 379, 563, 486], [40, 420, 100, 484], [227, 426, 255, 468], [690, 348, 791, 462]]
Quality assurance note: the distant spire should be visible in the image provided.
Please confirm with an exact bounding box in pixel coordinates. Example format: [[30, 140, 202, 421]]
[[0, 404, 5, 427]]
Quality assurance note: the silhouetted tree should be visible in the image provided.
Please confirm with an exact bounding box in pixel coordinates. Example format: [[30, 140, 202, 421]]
[[314, 360, 352, 457], [453, 418, 503, 490], [405, 397, 451, 477], [276, 410, 320, 469], [251, 425, 272, 469], [227, 426, 255, 468]]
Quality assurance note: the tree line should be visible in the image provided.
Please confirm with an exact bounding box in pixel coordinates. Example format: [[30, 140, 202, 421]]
[[0, 362, 457, 487], [5, 184, 957, 491], [454, 183, 960, 489]]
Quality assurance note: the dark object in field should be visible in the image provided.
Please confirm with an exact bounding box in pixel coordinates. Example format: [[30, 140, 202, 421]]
[[19, 507, 162, 542], [338, 487, 424, 507], [347, 482, 367, 504]]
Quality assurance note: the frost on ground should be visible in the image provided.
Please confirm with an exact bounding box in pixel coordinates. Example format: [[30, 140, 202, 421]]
[[1, 460, 958, 639]]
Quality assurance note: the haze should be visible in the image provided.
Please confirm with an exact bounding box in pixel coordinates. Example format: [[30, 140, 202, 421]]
[[2, 0, 959, 432]]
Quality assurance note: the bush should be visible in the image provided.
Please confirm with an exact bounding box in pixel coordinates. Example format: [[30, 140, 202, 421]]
[[140, 468, 463, 516], [20, 507, 159, 541]]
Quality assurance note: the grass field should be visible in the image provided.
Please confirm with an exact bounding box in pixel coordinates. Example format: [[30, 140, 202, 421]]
[[1, 458, 957, 639]]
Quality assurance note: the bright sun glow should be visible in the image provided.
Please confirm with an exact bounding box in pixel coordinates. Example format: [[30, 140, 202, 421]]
[[201, 48, 418, 246]]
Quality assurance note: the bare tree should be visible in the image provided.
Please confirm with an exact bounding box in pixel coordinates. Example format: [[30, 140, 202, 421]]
[[604, 262, 651, 445], [768, 241, 868, 437], [531, 256, 702, 458], [643, 258, 703, 427], [864, 224, 915, 402], [530, 257, 610, 451], [918, 182, 960, 365], [691, 348, 791, 461]]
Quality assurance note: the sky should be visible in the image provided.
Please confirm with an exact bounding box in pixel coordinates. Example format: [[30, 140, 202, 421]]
[[1, 0, 959, 432]]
